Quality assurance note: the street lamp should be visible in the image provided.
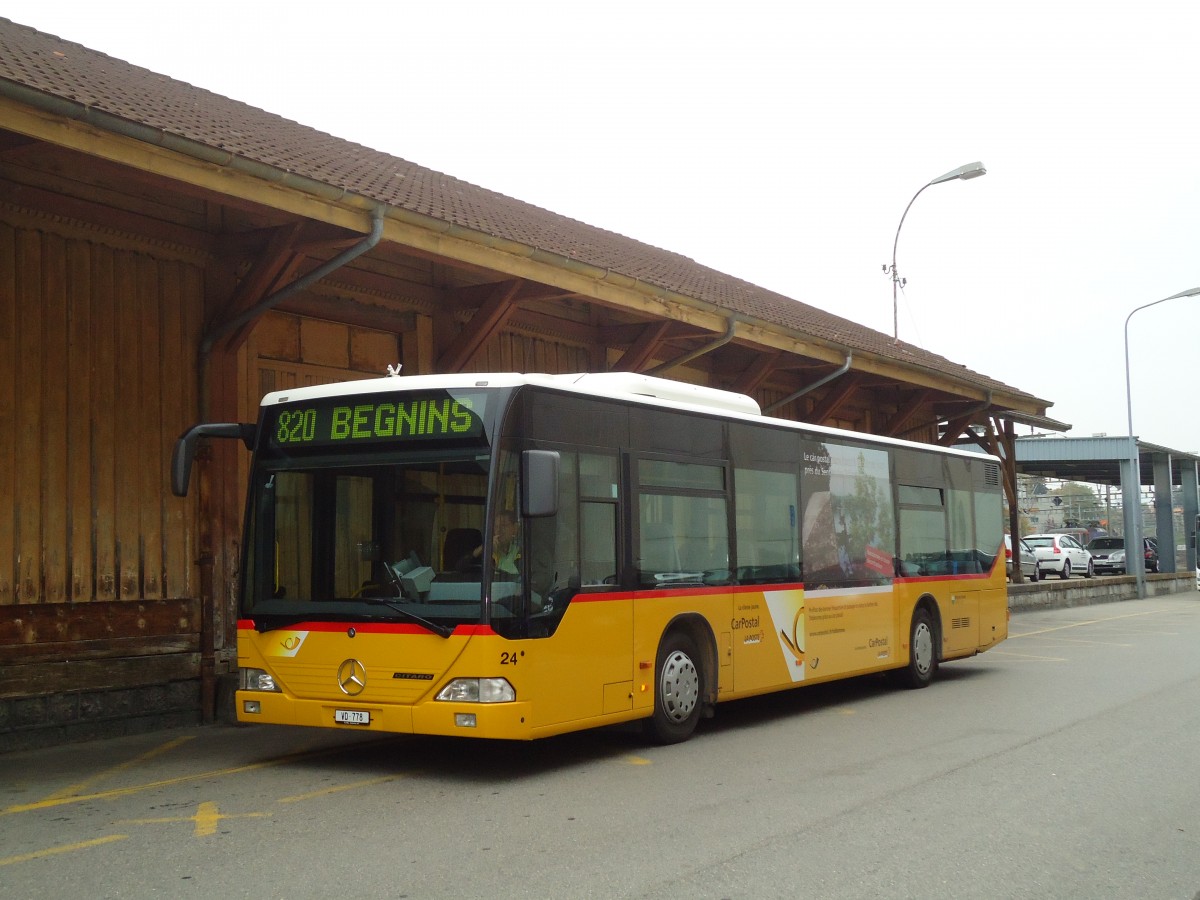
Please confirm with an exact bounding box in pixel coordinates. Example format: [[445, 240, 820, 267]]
[[886, 161, 987, 342], [1123, 285, 1200, 597]]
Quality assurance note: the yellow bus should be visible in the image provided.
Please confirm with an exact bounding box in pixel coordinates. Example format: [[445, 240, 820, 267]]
[[173, 371, 1008, 743]]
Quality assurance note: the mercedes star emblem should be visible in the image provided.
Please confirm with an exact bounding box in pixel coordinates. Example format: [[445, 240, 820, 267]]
[[337, 658, 367, 696]]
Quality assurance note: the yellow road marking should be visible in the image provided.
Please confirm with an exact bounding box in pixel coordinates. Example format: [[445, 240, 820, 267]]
[[0, 834, 128, 867], [1097, 629, 1179, 636], [1025, 636, 1131, 647], [118, 801, 272, 837], [41, 735, 195, 802], [0, 739, 392, 817], [989, 649, 1068, 661], [1010, 607, 1183, 639], [623, 755, 652, 766], [279, 775, 403, 803]]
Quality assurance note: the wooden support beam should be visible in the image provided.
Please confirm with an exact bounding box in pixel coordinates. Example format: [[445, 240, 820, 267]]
[[612, 320, 672, 372], [883, 389, 935, 437], [805, 373, 863, 425], [217, 221, 305, 318], [981, 415, 1004, 458], [1001, 418, 1022, 576], [437, 278, 523, 372], [443, 280, 575, 313], [729, 350, 782, 394], [937, 411, 979, 447], [213, 221, 307, 353]]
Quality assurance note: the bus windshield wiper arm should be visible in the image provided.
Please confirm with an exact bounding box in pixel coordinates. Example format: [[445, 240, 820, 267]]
[[362, 599, 454, 638]]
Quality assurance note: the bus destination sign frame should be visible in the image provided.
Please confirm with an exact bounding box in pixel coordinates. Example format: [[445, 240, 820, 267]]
[[267, 392, 489, 450]]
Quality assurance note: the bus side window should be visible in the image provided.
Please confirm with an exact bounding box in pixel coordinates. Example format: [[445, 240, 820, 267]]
[[635, 458, 729, 588], [581, 501, 617, 586], [579, 453, 619, 588], [522, 450, 578, 637], [734, 467, 800, 584], [522, 449, 619, 638]]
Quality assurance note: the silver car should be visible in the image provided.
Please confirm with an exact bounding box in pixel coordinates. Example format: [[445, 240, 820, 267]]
[[1087, 536, 1160, 575], [1024, 533, 1094, 580], [1086, 536, 1128, 575], [1004, 535, 1039, 582]]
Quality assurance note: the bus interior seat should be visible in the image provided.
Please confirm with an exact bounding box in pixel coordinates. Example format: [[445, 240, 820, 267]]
[[639, 521, 681, 583], [443, 527, 482, 571], [735, 563, 801, 585]]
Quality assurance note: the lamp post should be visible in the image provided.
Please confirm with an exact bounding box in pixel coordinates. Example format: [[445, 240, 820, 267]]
[[886, 161, 987, 342], [1123, 286, 1200, 598]]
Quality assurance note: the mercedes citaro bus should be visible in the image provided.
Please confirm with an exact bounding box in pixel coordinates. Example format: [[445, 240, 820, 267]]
[[172, 371, 1009, 743]]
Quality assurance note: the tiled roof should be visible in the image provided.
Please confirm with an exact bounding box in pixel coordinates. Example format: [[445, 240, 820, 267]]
[[0, 17, 1043, 406]]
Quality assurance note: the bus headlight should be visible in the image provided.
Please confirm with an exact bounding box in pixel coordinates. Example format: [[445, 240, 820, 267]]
[[435, 678, 515, 703], [240, 667, 281, 692]]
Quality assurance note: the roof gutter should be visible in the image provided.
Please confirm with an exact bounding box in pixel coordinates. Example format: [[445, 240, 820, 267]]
[[764, 352, 853, 414], [648, 316, 738, 375], [198, 206, 385, 356], [947, 389, 994, 422]]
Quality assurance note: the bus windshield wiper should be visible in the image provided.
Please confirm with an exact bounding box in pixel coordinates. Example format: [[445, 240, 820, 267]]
[[362, 599, 454, 638]]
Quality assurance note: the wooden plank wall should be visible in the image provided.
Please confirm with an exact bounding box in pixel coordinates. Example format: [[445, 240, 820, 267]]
[[476, 330, 591, 374], [0, 600, 201, 700], [0, 218, 204, 697]]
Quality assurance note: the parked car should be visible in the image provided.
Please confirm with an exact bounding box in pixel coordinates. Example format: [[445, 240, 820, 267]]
[[1023, 533, 1094, 580], [1086, 536, 1159, 575], [1004, 535, 1039, 582]]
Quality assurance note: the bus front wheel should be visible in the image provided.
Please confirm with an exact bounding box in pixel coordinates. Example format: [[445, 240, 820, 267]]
[[895, 607, 937, 689], [645, 632, 703, 744]]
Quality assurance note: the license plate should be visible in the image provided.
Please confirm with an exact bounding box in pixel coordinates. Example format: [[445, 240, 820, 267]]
[[334, 709, 370, 726]]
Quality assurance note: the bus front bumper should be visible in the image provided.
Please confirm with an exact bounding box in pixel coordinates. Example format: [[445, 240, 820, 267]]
[[236, 691, 535, 739]]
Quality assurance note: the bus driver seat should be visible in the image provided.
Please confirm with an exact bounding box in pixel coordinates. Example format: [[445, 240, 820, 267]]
[[443, 528, 482, 571]]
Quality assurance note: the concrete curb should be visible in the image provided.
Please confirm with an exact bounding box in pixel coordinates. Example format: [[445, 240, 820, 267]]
[[1008, 572, 1193, 612]]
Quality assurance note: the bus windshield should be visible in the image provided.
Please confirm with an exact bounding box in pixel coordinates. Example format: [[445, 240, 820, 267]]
[[241, 388, 499, 633], [243, 452, 492, 632]]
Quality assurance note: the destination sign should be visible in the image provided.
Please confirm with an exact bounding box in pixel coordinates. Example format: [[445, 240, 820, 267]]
[[267, 392, 488, 449]]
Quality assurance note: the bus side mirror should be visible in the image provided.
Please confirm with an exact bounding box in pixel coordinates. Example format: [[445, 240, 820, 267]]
[[522, 450, 559, 518], [171, 423, 257, 497]]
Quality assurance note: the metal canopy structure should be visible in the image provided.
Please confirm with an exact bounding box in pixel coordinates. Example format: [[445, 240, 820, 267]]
[[1013, 435, 1200, 595], [1016, 435, 1200, 487]]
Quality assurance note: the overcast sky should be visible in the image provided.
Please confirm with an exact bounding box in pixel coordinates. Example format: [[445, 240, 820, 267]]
[[7, 1, 1199, 451]]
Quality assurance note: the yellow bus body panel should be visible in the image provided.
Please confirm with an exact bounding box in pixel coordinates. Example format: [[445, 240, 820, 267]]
[[236, 564, 1007, 739]]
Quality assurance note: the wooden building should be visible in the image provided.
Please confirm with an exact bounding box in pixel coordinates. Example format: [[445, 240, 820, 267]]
[[0, 18, 1058, 750]]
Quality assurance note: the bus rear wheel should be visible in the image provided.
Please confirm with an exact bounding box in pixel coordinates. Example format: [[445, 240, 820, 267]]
[[894, 607, 937, 689], [645, 632, 703, 744]]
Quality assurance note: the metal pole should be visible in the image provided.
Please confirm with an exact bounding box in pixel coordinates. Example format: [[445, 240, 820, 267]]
[[886, 162, 986, 343], [1124, 286, 1200, 598], [891, 185, 930, 342]]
